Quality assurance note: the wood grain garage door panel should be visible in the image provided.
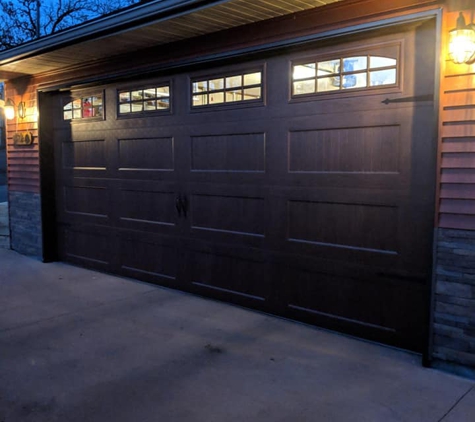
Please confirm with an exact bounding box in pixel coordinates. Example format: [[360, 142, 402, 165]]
[[191, 193, 266, 237], [59, 226, 113, 271], [117, 137, 175, 171], [62, 139, 106, 170], [288, 126, 400, 173], [117, 182, 179, 232], [191, 133, 266, 172], [118, 232, 179, 285], [188, 247, 269, 303], [53, 24, 436, 351], [287, 200, 398, 253]]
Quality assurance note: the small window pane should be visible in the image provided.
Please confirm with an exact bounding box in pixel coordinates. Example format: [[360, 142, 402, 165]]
[[342, 73, 367, 89], [293, 64, 316, 80], [73, 99, 82, 109], [91, 96, 102, 106], [193, 81, 207, 93], [144, 88, 156, 98], [226, 90, 242, 102], [82, 98, 94, 118], [120, 103, 131, 114], [119, 92, 130, 102], [193, 94, 208, 106], [131, 90, 143, 100], [244, 72, 262, 86], [370, 69, 397, 86], [317, 78, 339, 92], [131, 103, 144, 112], [73, 109, 82, 119], [370, 56, 397, 69], [243, 87, 261, 100], [157, 98, 170, 109], [209, 78, 224, 91], [144, 100, 156, 111], [157, 86, 170, 95], [294, 80, 316, 95], [209, 92, 225, 104], [318, 60, 339, 76], [64, 101, 72, 111], [226, 75, 242, 88], [63, 110, 72, 120], [343, 57, 367, 72]]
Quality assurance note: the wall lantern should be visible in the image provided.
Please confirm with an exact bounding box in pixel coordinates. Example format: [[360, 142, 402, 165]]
[[3, 99, 27, 120], [2, 98, 33, 145], [4, 98, 15, 120], [17, 101, 26, 119], [449, 12, 475, 64]]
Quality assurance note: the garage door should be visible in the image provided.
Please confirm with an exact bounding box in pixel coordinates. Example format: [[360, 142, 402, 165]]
[[51, 23, 436, 351]]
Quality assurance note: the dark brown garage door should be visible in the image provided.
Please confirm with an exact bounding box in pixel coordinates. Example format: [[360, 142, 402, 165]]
[[50, 23, 436, 351]]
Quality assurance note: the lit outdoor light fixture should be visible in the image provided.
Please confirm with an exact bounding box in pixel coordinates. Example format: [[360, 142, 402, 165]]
[[4, 98, 15, 120], [449, 12, 475, 64], [17, 101, 26, 119], [2, 97, 34, 145]]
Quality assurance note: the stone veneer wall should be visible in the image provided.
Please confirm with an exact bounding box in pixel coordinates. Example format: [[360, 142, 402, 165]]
[[9, 191, 43, 257], [433, 228, 475, 378]]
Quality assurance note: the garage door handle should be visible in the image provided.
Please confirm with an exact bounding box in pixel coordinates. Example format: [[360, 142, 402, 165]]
[[182, 195, 188, 218], [381, 94, 433, 104], [176, 196, 183, 217]]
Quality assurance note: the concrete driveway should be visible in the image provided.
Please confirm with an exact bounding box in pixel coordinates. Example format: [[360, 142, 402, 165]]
[[0, 248, 474, 422]]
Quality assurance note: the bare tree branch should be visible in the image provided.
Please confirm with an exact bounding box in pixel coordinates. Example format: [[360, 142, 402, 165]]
[[0, 0, 140, 50]]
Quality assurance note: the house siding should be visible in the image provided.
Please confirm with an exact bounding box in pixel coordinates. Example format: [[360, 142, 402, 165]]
[[4, 79, 42, 257], [431, 3, 475, 375]]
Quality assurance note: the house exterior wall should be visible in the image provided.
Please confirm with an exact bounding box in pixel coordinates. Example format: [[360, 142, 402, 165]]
[[4, 80, 42, 257], [431, 3, 475, 377], [3, 0, 475, 374]]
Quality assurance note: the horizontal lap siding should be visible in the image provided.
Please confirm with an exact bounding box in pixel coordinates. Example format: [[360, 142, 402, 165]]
[[439, 7, 475, 230], [5, 81, 40, 194]]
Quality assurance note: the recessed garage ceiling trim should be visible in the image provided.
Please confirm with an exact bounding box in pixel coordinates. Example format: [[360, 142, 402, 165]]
[[41, 9, 440, 92]]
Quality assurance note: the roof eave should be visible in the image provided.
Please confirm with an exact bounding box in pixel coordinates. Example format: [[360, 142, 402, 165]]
[[0, 0, 226, 67]]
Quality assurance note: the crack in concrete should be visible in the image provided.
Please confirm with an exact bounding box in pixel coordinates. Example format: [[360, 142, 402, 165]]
[[437, 384, 475, 422]]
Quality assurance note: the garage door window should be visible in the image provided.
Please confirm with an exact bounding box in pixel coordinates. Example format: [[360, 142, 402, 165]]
[[192, 71, 262, 107], [63, 94, 103, 120], [292, 46, 399, 97], [118, 85, 170, 115]]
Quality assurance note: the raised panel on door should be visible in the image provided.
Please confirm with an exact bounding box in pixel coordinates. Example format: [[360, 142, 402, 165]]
[[115, 180, 181, 235], [57, 224, 115, 273], [272, 255, 426, 351], [184, 239, 272, 310], [117, 229, 182, 288]]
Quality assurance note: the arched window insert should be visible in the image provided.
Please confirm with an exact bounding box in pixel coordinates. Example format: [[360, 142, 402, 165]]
[[292, 54, 398, 96], [63, 94, 103, 120]]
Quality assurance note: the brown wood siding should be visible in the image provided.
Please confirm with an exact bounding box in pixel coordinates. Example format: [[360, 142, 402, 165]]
[[5, 80, 40, 194], [438, 6, 475, 230]]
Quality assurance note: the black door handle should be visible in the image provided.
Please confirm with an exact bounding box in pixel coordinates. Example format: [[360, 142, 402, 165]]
[[176, 195, 182, 217], [181, 195, 188, 218]]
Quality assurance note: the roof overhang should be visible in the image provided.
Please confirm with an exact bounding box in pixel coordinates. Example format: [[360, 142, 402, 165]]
[[0, 0, 342, 81]]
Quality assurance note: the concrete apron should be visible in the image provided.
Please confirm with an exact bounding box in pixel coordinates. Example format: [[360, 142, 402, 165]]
[[0, 248, 474, 422], [0, 202, 10, 249]]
